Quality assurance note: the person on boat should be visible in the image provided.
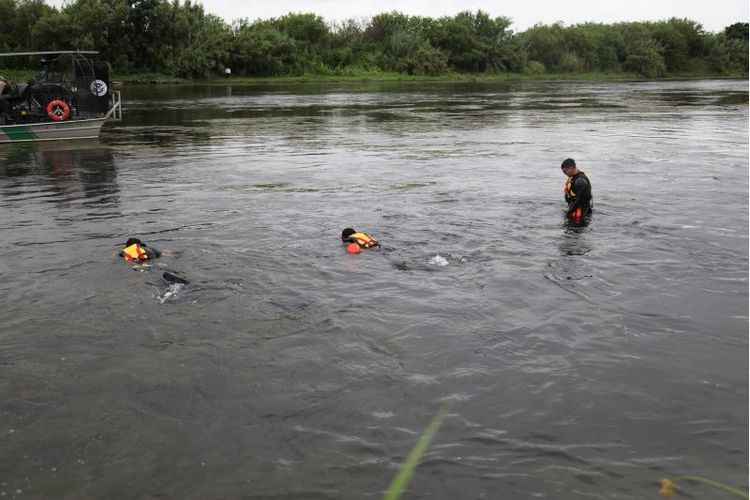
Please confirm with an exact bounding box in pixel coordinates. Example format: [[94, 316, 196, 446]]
[[341, 227, 379, 253], [119, 237, 162, 263], [0, 76, 14, 121], [561, 158, 592, 224]]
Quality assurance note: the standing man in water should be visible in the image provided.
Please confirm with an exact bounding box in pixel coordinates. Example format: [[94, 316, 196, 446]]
[[561, 158, 592, 223]]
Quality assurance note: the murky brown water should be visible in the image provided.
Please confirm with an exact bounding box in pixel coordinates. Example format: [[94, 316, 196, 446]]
[[0, 79, 747, 499]]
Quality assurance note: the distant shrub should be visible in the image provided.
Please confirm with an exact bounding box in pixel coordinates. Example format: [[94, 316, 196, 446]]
[[524, 60, 545, 75], [559, 51, 584, 72], [706, 32, 749, 74], [623, 39, 666, 77], [397, 44, 448, 75]]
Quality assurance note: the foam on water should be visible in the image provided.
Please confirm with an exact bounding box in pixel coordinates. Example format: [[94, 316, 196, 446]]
[[429, 254, 450, 267], [158, 283, 185, 304]]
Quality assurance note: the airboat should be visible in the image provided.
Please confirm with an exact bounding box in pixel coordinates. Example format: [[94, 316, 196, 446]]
[[0, 51, 122, 144]]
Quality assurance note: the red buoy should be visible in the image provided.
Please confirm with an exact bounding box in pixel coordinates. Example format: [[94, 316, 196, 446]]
[[46, 99, 71, 121], [347, 243, 362, 254]]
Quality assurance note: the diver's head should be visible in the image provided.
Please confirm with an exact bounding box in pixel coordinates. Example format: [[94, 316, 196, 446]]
[[561, 158, 577, 176], [341, 228, 356, 241], [125, 237, 143, 247]]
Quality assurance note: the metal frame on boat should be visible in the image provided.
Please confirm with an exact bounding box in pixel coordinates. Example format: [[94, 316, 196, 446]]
[[0, 51, 121, 144]]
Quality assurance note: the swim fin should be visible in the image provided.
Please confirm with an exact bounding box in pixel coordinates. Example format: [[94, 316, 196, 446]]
[[163, 271, 189, 285]]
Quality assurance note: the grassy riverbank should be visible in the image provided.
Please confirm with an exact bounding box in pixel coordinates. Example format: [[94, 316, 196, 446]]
[[2, 68, 746, 86], [115, 70, 749, 85]]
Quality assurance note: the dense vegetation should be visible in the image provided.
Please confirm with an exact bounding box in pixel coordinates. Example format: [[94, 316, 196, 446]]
[[0, 0, 747, 79]]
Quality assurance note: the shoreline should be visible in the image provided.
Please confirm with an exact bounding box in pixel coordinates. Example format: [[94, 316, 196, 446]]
[[120, 72, 748, 85], [2, 69, 747, 86]]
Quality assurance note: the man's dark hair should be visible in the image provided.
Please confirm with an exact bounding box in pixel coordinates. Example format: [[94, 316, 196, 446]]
[[341, 228, 356, 241], [125, 237, 143, 246], [561, 158, 576, 168]]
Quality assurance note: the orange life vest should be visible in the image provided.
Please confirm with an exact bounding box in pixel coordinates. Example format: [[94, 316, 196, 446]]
[[571, 207, 583, 222], [564, 171, 590, 203], [350, 232, 379, 248], [122, 243, 149, 262]]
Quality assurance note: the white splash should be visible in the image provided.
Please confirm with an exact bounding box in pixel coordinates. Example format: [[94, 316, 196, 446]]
[[429, 254, 450, 267], [158, 283, 185, 304]]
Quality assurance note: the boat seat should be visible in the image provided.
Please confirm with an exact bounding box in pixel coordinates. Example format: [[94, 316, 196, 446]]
[[15, 83, 28, 98], [0, 82, 24, 100]]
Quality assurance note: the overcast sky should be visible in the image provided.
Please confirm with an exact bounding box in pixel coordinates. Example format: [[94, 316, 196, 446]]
[[49, 0, 749, 33]]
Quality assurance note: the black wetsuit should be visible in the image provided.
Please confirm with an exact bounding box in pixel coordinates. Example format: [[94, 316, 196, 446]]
[[565, 171, 593, 217], [143, 245, 161, 259]]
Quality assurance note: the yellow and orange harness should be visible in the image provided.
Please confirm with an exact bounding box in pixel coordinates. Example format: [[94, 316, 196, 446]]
[[122, 243, 149, 262], [349, 232, 379, 249], [564, 175, 577, 202], [564, 170, 590, 203], [564, 171, 590, 222]]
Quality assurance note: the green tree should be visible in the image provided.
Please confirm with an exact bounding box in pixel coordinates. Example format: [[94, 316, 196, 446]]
[[521, 23, 567, 70], [724, 22, 749, 41], [273, 13, 328, 45], [174, 14, 232, 77], [31, 10, 76, 51], [624, 39, 666, 77], [0, 0, 17, 52], [326, 19, 366, 70], [621, 23, 666, 77], [231, 20, 299, 76], [562, 25, 597, 70], [12, 0, 54, 50], [594, 28, 625, 71], [427, 11, 514, 72], [0, 3, 743, 79], [706, 24, 749, 74]]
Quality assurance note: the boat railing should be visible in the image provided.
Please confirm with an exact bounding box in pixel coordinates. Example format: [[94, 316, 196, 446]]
[[105, 90, 122, 121]]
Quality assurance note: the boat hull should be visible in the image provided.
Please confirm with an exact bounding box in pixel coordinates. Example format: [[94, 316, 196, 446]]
[[0, 118, 106, 144]]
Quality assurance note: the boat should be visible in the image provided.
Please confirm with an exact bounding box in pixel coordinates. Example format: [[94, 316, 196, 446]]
[[0, 51, 121, 144]]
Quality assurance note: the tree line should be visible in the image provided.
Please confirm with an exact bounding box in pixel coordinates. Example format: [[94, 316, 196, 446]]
[[0, 0, 747, 78]]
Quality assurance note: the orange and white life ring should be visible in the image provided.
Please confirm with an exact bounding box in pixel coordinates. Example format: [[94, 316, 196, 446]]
[[46, 99, 71, 121]]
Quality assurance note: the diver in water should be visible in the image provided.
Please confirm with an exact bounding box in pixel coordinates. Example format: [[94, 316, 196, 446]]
[[561, 158, 592, 224], [119, 237, 189, 286], [119, 237, 162, 263], [341, 227, 379, 254]]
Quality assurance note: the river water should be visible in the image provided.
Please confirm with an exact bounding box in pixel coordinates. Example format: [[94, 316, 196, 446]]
[[0, 80, 747, 499]]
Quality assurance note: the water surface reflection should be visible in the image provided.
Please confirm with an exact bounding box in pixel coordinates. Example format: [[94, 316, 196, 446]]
[[0, 80, 746, 499]]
